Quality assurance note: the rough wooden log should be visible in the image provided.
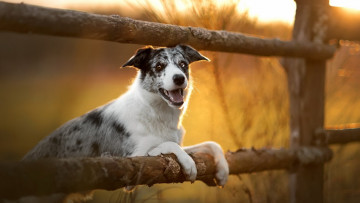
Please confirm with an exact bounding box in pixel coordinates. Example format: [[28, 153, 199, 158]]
[[326, 128, 360, 144], [0, 1, 336, 59], [0, 147, 332, 199], [283, 0, 329, 202]]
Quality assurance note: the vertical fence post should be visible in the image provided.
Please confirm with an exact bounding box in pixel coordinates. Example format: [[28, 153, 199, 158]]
[[285, 0, 329, 202]]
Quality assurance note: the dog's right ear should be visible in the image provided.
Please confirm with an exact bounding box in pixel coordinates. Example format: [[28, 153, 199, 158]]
[[122, 46, 153, 69]]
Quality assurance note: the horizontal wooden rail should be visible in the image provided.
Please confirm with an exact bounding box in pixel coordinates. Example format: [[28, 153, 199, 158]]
[[0, 2, 336, 59], [326, 128, 360, 144], [0, 147, 332, 199]]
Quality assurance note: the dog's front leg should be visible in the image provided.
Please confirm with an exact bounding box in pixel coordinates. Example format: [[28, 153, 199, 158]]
[[147, 141, 197, 182], [183, 141, 229, 186]]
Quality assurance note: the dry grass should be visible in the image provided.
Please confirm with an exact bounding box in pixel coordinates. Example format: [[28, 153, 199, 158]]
[[0, 0, 359, 202]]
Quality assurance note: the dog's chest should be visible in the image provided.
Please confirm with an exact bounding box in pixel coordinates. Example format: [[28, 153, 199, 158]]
[[106, 96, 183, 144], [134, 105, 182, 143]]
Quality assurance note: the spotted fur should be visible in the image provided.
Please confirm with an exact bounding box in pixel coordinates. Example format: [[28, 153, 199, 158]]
[[23, 45, 229, 190]]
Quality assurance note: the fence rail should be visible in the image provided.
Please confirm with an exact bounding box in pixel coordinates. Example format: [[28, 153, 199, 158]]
[[1, 0, 360, 202], [0, 147, 332, 199], [0, 1, 336, 59], [326, 128, 360, 144]]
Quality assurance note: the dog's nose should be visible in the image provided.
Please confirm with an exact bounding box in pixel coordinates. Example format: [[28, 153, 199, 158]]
[[173, 74, 185, 86]]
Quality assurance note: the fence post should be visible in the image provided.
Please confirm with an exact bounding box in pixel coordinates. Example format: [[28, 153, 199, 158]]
[[285, 0, 329, 202]]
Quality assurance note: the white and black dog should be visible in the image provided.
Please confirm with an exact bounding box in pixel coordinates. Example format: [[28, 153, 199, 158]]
[[24, 44, 229, 187]]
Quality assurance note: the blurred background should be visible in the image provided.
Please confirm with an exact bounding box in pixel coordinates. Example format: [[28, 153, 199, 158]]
[[1, 0, 360, 202]]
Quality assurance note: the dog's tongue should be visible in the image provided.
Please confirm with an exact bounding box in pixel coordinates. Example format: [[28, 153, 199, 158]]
[[169, 89, 183, 103]]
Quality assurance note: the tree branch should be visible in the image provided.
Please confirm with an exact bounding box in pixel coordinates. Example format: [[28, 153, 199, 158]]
[[0, 147, 332, 199], [326, 128, 360, 144], [0, 1, 336, 59]]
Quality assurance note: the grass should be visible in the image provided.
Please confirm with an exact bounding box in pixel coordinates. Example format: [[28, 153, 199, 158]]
[[0, 0, 359, 202]]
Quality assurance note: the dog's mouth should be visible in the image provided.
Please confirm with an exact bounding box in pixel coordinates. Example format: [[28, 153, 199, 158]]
[[159, 88, 184, 107]]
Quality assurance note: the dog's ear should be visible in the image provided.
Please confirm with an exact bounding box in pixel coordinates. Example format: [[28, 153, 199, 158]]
[[177, 44, 210, 63], [122, 46, 154, 69]]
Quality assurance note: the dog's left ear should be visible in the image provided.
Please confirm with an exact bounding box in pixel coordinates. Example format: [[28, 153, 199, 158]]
[[177, 45, 210, 63], [122, 46, 154, 69]]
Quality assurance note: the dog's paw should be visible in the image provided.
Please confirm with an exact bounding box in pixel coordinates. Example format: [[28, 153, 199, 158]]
[[147, 147, 163, 157], [178, 154, 197, 182], [147, 142, 197, 182], [203, 141, 229, 187], [215, 160, 229, 187]]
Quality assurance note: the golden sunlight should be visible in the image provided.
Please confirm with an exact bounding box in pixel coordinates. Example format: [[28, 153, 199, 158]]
[[330, 0, 360, 10], [6, 0, 360, 25], [237, 0, 295, 23], [5, 0, 296, 24]]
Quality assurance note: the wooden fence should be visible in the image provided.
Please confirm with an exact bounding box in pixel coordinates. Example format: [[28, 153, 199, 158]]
[[1, 0, 360, 202]]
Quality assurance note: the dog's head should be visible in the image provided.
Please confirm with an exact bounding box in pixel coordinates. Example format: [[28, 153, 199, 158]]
[[122, 45, 209, 108]]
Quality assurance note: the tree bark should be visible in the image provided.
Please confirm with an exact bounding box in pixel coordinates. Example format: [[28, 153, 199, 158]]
[[0, 147, 332, 199], [325, 128, 360, 144], [284, 1, 329, 202], [0, 1, 336, 59]]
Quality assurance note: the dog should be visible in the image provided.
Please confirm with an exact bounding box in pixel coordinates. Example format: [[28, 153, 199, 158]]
[[23, 45, 229, 191]]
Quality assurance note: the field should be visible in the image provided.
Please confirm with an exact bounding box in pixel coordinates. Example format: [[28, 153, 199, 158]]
[[0, 1, 360, 202]]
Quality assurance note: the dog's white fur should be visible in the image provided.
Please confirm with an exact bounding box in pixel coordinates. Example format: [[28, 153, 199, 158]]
[[23, 45, 229, 192], [103, 60, 228, 185]]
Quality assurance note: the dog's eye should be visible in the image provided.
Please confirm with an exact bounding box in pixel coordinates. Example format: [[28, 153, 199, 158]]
[[179, 62, 187, 68], [156, 64, 164, 71]]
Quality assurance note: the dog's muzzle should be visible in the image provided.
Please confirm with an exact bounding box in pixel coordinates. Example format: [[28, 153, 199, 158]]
[[159, 88, 184, 107]]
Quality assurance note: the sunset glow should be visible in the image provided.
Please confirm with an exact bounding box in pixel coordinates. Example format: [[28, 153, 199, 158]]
[[4, 0, 297, 23], [3, 0, 360, 24], [237, 0, 296, 23], [330, 0, 360, 10]]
